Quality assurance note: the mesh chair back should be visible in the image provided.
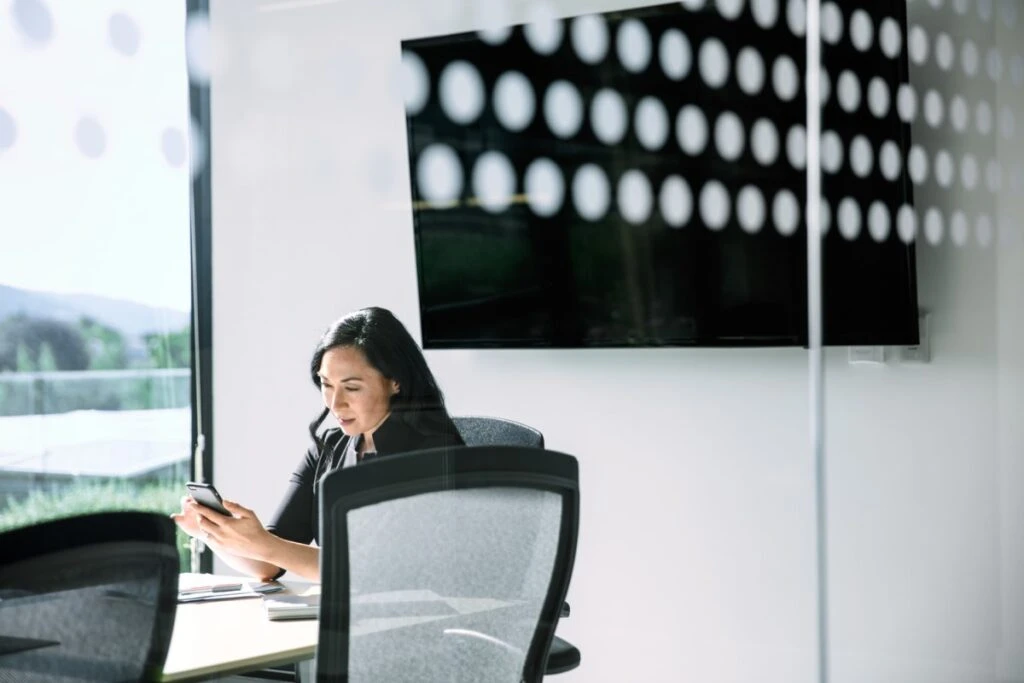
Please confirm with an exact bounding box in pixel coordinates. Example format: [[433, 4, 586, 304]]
[[0, 512, 180, 683], [317, 446, 578, 683], [452, 417, 544, 449]]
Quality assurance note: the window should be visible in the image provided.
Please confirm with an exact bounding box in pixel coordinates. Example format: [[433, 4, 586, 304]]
[[0, 0, 194, 569]]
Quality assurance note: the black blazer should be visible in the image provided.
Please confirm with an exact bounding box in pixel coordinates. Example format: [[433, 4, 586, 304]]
[[266, 414, 463, 548]]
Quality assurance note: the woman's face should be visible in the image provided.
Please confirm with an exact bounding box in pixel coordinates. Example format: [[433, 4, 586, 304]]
[[318, 346, 397, 436]]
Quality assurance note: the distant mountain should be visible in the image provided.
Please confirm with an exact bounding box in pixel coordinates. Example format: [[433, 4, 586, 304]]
[[0, 284, 189, 337]]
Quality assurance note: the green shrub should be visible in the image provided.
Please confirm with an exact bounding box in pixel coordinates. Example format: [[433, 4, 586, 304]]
[[0, 479, 192, 572]]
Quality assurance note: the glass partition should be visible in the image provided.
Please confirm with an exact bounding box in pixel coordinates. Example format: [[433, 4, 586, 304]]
[[0, 1, 195, 570]]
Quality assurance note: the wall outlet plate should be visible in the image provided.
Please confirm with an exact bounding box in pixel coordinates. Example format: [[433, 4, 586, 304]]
[[900, 313, 931, 363], [849, 346, 886, 364]]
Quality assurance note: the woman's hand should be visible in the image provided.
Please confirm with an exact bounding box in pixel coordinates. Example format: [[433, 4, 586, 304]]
[[170, 495, 203, 538], [191, 499, 276, 562]]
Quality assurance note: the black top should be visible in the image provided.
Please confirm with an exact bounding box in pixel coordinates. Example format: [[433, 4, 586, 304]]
[[266, 414, 463, 549]]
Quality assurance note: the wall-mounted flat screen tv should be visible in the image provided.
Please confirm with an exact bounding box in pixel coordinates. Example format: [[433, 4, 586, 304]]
[[402, 1, 919, 348]]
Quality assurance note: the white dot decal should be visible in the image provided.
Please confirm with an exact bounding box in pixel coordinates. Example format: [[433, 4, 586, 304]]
[[109, 12, 141, 56], [714, 111, 745, 161], [617, 170, 654, 224], [935, 33, 955, 71], [977, 214, 993, 247], [850, 135, 874, 178], [773, 189, 800, 236], [524, 158, 565, 217], [417, 144, 463, 204], [880, 17, 902, 58], [897, 84, 917, 123], [737, 185, 766, 233], [472, 151, 516, 213], [924, 208, 944, 245], [0, 108, 17, 151], [736, 47, 766, 95], [659, 29, 692, 80], [909, 25, 929, 65], [868, 202, 890, 242], [897, 205, 917, 243], [977, 101, 994, 135], [700, 181, 731, 230], [476, 0, 512, 45], [838, 197, 862, 240], [524, 3, 564, 56], [493, 71, 535, 132], [987, 159, 1003, 192], [617, 19, 653, 73], [819, 197, 832, 235], [400, 51, 430, 116], [923, 89, 944, 128], [1011, 54, 1024, 86], [544, 80, 583, 138], [879, 140, 902, 180], [818, 66, 831, 105], [635, 97, 670, 150], [699, 38, 731, 88], [821, 2, 843, 45], [949, 95, 968, 132], [949, 211, 969, 246], [573, 164, 611, 220], [908, 145, 929, 184], [773, 55, 799, 101], [591, 89, 628, 145], [988, 48, 1004, 80], [161, 127, 186, 167], [185, 13, 211, 85], [716, 0, 745, 20], [660, 175, 694, 228], [751, 0, 779, 28], [787, 0, 807, 36], [821, 130, 844, 174], [74, 116, 106, 159], [970, 2, 996, 25], [962, 40, 980, 76], [867, 77, 890, 118], [787, 125, 807, 169], [571, 15, 609, 65], [837, 71, 861, 113], [934, 150, 954, 187], [850, 10, 874, 52], [1001, 0, 1019, 27], [13, 0, 54, 43], [751, 118, 780, 166], [439, 61, 485, 124], [677, 105, 709, 155], [1000, 107, 1015, 139]]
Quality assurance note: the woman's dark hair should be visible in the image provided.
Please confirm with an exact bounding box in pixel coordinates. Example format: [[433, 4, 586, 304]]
[[307, 307, 459, 450]]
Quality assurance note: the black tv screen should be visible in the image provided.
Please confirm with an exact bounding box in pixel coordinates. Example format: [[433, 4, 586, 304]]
[[403, 1, 919, 348]]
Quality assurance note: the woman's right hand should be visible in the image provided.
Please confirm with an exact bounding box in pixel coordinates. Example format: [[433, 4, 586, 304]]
[[170, 495, 203, 538]]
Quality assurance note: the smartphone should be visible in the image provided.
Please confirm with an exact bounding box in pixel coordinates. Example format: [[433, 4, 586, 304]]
[[185, 482, 231, 516]]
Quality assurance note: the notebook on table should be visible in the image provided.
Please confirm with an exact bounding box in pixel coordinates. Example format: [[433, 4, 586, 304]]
[[263, 594, 320, 621]]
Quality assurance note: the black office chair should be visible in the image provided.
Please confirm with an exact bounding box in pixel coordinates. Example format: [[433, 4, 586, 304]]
[[452, 416, 580, 675], [0, 511, 180, 682], [316, 445, 579, 682], [453, 415, 545, 449]]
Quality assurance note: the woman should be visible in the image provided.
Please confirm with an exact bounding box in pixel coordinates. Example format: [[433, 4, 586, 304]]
[[172, 307, 464, 581]]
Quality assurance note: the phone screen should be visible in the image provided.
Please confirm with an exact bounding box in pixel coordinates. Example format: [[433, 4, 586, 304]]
[[186, 482, 231, 516]]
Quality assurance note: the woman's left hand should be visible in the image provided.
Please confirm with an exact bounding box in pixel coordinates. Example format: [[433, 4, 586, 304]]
[[192, 499, 274, 561]]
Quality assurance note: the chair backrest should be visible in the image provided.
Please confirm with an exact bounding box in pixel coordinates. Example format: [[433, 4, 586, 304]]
[[317, 445, 578, 683], [0, 511, 180, 682], [452, 416, 544, 449]]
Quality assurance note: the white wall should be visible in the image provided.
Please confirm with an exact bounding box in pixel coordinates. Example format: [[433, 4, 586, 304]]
[[207, 1, 1024, 680]]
